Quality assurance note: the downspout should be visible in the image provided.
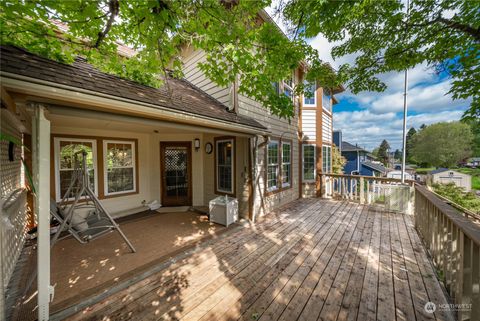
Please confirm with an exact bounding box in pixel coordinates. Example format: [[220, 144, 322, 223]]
[[250, 136, 258, 222]]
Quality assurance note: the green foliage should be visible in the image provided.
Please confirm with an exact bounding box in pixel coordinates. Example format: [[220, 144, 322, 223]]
[[394, 149, 401, 160], [283, 0, 480, 119], [332, 144, 346, 174], [455, 167, 480, 190], [415, 167, 436, 175], [432, 183, 480, 214], [0, 0, 340, 119], [377, 139, 391, 166], [461, 118, 480, 156], [411, 122, 473, 167], [406, 127, 417, 163]]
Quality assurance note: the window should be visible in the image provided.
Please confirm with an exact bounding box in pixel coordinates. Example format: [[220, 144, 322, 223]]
[[303, 80, 316, 106], [267, 141, 280, 191], [303, 144, 316, 181], [282, 142, 291, 187], [272, 81, 280, 95], [283, 76, 293, 99], [216, 138, 234, 194], [104, 140, 136, 195], [322, 88, 332, 112], [322, 145, 332, 173], [54, 138, 97, 201]]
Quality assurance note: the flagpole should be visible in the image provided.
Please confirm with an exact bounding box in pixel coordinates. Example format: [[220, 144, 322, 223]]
[[401, 0, 410, 184]]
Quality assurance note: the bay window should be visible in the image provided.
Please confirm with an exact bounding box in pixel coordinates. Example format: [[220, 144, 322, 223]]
[[104, 140, 136, 195], [303, 144, 316, 182], [322, 145, 332, 173], [303, 80, 316, 106], [322, 88, 332, 112]]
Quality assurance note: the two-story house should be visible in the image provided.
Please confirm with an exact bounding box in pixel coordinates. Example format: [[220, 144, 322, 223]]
[[333, 130, 386, 177], [0, 10, 342, 319]]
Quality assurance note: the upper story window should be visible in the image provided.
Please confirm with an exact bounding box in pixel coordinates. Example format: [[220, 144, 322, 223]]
[[272, 81, 280, 95], [322, 88, 332, 112], [54, 137, 97, 201], [103, 140, 136, 196], [283, 76, 293, 99], [303, 80, 316, 107], [216, 138, 235, 194], [303, 144, 316, 182]]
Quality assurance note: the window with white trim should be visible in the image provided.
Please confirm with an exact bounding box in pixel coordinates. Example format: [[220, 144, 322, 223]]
[[283, 76, 293, 99], [282, 142, 291, 187], [322, 145, 332, 173], [54, 137, 97, 201], [267, 141, 280, 191], [303, 80, 316, 106], [322, 88, 332, 112], [216, 138, 234, 194], [104, 140, 136, 195], [303, 144, 316, 182]]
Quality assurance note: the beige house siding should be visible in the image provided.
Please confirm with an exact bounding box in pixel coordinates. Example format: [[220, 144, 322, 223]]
[[181, 47, 301, 217]]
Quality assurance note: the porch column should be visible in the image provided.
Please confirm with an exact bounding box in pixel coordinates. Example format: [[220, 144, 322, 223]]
[[32, 104, 51, 320]]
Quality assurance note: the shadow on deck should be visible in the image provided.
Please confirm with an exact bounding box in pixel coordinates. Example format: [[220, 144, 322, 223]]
[[56, 199, 454, 321]]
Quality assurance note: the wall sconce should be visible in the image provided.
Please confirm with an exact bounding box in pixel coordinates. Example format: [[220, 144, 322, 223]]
[[194, 138, 200, 151]]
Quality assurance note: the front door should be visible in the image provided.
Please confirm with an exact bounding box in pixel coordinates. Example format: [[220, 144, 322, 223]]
[[160, 142, 192, 207]]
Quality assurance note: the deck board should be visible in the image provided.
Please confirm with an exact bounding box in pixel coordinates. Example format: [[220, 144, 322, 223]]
[[66, 199, 454, 321]]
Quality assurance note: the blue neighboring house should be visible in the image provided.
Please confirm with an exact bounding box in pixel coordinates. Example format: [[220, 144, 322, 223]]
[[334, 130, 387, 177]]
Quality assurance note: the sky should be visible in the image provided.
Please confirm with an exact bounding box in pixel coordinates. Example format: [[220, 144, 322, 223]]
[[310, 34, 471, 151], [266, 4, 471, 152]]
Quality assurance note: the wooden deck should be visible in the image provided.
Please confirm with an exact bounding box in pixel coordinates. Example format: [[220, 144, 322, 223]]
[[64, 199, 454, 321]]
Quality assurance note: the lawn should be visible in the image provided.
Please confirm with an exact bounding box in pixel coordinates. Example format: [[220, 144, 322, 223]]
[[415, 167, 436, 175], [455, 167, 480, 190]]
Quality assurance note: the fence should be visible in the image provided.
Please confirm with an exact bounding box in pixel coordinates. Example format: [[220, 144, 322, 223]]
[[319, 173, 415, 214], [415, 184, 480, 321]]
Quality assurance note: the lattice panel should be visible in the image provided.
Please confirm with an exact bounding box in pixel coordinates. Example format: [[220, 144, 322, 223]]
[[0, 110, 27, 292]]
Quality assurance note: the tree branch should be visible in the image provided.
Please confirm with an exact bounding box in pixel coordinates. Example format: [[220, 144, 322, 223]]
[[94, 0, 119, 48], [436, 17, 480, 42]]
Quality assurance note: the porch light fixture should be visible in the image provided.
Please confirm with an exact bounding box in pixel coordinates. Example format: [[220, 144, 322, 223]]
[[194, 138, 201, 151]]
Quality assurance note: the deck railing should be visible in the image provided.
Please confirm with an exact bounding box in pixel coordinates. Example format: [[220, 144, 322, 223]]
[[319, 173, 415, 214], [415, 185, 480, 321]]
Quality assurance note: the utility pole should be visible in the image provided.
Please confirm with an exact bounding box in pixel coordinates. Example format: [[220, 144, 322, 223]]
[[401, 0, 410, 184]]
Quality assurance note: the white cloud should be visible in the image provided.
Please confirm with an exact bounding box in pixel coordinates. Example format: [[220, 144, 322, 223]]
[[334, 109, 466, 150]]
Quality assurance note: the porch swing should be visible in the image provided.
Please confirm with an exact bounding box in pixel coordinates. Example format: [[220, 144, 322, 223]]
[[50, 150, 136, 252]]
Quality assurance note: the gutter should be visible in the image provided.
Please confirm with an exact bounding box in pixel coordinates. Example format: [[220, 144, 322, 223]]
[[1, 72, 269, 136]]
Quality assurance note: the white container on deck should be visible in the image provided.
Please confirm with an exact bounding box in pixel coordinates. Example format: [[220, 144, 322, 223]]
[[209, 195, 238, 227]]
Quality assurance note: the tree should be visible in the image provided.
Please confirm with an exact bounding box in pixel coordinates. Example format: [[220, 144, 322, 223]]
[[282, 0, 480, 119], [394, 149, 402, 160], [377, 140, 391, 166], [411, 122, 473, 168], [332, 144, 346, 174], [406, 127, 417, 163], [461, 118, 480, 156], [0, 0, 340, 119]]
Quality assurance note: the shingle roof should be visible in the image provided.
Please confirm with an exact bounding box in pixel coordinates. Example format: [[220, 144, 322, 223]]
[[429, 168, 450, 175], [361, 161, 387, 173], [0, 46, 267, 131], [341, 141, 367, 152]]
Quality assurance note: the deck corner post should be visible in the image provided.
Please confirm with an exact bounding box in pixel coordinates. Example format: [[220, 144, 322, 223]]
[[31, 103, 51, 321], [359, 177, 365, 204]]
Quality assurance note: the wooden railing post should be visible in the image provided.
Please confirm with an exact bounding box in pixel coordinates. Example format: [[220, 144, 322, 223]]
[[359, 177, 365, 204]]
